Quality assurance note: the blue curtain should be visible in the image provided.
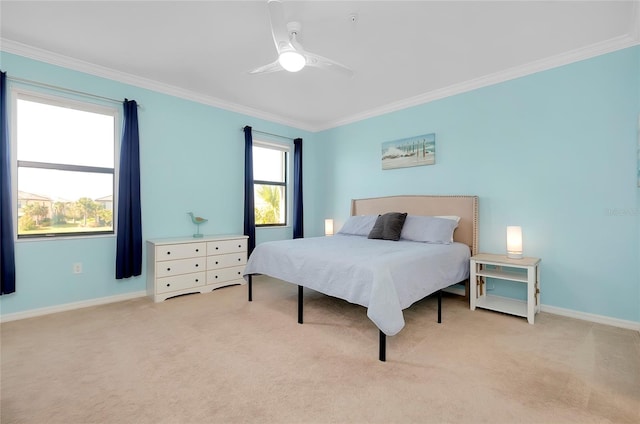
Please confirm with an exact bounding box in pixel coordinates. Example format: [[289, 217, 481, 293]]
[[0, 71, 16, 295], [115, 99, 142, 279], [243, 126, 256, 254], [293, 138, 303, 239]]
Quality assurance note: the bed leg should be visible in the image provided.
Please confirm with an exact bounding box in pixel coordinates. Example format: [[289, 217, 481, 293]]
[[379, 331, 386, 362], [437, 290, 442, 323], [247, 275, 252, 302], [298, 285, 303, 324]]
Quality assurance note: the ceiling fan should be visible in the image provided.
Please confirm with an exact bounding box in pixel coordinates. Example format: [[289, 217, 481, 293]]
[[249, 0, 354, 77]]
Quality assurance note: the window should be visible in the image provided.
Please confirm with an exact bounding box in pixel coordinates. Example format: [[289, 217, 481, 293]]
[[253, 141, 289, 226], [13, 91, 117, 238]]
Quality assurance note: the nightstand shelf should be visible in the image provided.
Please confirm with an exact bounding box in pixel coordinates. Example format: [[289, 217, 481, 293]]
[[470, 253, 541, 324], [474, 267, 529, 283], [474, 294, 528, 317]]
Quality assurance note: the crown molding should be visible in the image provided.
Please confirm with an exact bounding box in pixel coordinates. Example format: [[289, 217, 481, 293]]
[[319, 32, 640, 131], [2, 28, 638, 134], [0, 38, 314, 132]]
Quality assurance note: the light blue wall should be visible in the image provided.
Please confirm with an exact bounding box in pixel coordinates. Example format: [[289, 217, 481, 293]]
[[319, 46, 640, 323], [0, 51, 324, 316], [1, 46, 638, 324]]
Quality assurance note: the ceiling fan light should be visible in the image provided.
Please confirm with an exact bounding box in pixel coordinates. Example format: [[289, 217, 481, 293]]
[[278, 51, 306, 72]]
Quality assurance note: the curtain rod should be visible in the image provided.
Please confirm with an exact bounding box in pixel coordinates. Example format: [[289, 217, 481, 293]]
[[7, 76, 142, 108], [242, 127, 294, 141]]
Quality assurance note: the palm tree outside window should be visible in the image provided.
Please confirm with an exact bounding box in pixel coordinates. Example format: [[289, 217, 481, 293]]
[[252, 141, 289, 226]]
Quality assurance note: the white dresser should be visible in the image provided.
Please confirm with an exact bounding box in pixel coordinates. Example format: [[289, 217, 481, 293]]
[[146, 235, 248, 302]]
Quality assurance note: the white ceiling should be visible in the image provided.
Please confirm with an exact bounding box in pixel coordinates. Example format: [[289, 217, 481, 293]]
[[1, 1, 638, 132]]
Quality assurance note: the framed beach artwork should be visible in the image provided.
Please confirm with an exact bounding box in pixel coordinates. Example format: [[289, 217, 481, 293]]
[[382, 133, 435, 170]]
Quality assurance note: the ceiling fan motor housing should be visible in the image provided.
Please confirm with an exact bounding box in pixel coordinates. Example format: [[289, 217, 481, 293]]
[[287, 21, 302, 36]]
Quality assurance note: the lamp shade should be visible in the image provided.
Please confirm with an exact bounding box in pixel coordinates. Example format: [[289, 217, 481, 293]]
[[506, 226, 523, 259], [278, 51, 306, 72], [324, 219, 334, 236]]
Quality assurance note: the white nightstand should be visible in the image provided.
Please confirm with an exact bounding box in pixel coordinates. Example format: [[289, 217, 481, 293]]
[[470, 253, 541, 324]]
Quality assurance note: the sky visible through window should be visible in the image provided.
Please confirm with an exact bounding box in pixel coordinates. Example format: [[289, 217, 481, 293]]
[[253, 145, 285, 182], [17, 98, 115, 202]]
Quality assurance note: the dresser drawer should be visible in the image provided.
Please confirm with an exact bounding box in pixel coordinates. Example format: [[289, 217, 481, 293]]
[[207, 252, 246, 269], [156, 272, 206, 294], [207, 239, 247, 255], [156, 257, 205, 278], [207, 265, 245, 284], [156, 242, 206, 261]]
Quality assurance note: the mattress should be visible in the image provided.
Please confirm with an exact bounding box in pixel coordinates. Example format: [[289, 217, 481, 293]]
[[243, 234, 470, 335]]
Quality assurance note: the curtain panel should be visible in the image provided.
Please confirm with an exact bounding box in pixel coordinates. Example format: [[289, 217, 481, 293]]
[[0, 71, 16, 294], [244, 126, 256, 255], [115, 99, 142, 279], [293, 138, 303, 239]]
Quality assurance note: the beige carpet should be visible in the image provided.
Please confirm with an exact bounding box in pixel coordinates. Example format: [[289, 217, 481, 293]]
[[1, 276, 639, 424]]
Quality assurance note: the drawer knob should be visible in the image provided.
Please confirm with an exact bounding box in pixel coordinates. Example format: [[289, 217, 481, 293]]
[[238, 258, 241, 261], [167, 251, 171, 255], [166, 283, 170, 287], [167, 268, 171, 271], [216, 247, 219, 250], [195, 264, 199, 267], [195, 249, 199, 252], [215, 275, 218, 279], [237, 271, 241, 275], [215, 261, 219, 265], [195, 279, 199, 283], [238, 245, 241, 248]]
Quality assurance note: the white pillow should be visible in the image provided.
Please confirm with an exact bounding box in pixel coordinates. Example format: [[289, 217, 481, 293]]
[[436, 215, 461, 224], [400, 215, 459, 244], [337, 215, 378, 236], [435, 216, 461, 242]]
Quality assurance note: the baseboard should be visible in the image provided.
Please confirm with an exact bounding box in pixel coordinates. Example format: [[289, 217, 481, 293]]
[[0, 291, 147, 323], [541, 304, 640, 332], [2, 290, 638, 333]]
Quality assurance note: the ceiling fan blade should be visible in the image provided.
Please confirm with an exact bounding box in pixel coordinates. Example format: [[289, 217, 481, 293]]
[[249, 59, 284, 75], [267, 0, 291, 54], [303, 51, 354, 78], [252, 2, 351, 77]]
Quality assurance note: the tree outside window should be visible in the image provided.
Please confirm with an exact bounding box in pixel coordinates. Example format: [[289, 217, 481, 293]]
[[14, 91, 117, 238], [253, 143, 288, 226]]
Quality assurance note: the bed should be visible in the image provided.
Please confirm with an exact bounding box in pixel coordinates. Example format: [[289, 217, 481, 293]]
[[243, 195, 478, 361]]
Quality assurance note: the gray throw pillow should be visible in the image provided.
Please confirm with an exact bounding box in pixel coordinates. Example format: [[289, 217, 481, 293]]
[[368, 212, 408, 241]]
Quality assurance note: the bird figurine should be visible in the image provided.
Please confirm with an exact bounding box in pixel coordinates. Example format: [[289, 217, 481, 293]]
[[187, 212, 208, 238]]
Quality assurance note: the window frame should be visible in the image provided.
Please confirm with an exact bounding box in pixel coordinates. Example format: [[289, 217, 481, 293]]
[[11, 88, 120, 240], [252, 139, 291, 228]]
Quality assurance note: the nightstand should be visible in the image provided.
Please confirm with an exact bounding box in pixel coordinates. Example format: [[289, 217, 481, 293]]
[[470, 253, 541, 324]]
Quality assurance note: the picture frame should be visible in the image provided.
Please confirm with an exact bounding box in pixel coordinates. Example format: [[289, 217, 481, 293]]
[[381, 133, 435, 170]]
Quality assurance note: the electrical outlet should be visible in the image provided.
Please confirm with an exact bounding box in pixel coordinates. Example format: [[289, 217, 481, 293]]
[[73, 263, 83, 274]]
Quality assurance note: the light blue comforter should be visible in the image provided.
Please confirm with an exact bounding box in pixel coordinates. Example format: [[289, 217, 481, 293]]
[[243, 234, 470, 336]]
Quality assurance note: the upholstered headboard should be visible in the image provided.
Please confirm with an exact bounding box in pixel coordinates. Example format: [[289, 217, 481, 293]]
[[351, 195, 479, 255]]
